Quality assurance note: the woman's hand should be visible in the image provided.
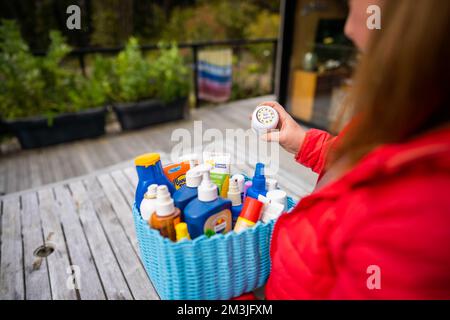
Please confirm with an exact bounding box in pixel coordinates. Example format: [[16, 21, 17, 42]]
[[256, 101, 306, 155]]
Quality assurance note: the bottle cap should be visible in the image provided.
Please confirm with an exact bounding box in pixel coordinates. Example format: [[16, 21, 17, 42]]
[[198, 171, 218, 202], [175, 222, 190, 241], [134, 153, 160, 167], [265, 178, 278, 192], [252, 163, 266, 193], [266, 189, 287, 211], [239, 197, 264, 223], [185, 169, 202, 188], [144, 184, 158, 199], [251, 105, 279, 135], [259, 196, 284, 223], [231, 174, 245, 193], [227, 178, 242, 206], [156, 185, 175, 216]]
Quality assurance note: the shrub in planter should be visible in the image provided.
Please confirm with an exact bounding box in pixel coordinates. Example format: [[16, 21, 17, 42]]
[[110, 39, 189, 130], [0, 20, 108, 149]]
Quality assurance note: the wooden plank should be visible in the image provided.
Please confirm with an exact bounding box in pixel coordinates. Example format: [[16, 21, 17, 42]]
[[96, 173, 138, 250], [6, 156, 18, 194], [38, 188, 78, 300], [0, 196, 24, 299], [48, 147, 66, 183], [21, 192, 52, 300], [110, 170, 135, 208], [0, 196, 25, 299], [56, 145, 75, 181], [83, 176, 158, 300], [38, 149, 55, 185], [99, 138, 123, 165], [28, 151, 43, 188], [53, 185, 105, 300], [68, 180, 133, 300], [0, 157, 6, 196], [16, 153, 30, 192], [123, 167, 138, 189], [73, 142, 96, 174]]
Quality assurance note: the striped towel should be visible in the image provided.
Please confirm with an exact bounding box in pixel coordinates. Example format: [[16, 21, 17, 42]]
[[198, 49, 232, 103]]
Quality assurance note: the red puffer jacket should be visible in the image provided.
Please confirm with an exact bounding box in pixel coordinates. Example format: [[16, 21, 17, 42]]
[[265, 128, 450, 299]]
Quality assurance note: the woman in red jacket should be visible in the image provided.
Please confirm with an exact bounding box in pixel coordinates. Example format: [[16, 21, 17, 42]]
[[261, 0, 450, 299]]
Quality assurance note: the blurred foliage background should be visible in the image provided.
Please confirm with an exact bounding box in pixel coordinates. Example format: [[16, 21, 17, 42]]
[[0, 0, 280, 105], [0, 0, 280, 49]]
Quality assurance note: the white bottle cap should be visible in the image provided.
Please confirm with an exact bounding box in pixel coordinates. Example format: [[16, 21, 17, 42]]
[[266, 189, 287, 211], [231, 174, 245, 193], [185, 169, 202, 188], [261, 201, 284, 223], [251, 105, 279, 135], [258, 194, 284, 223], [198, 171, 218, 202], [144, 184, 158, 199], [265, 178, 278, 192], [140, 184, 158, 220], [227, 178, 242, 206], [156, 185, 175, 217]]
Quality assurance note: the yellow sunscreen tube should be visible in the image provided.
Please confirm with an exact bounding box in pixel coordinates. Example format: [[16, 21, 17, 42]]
[[203, 152, 231, 197], [210, 172, 229, 198]]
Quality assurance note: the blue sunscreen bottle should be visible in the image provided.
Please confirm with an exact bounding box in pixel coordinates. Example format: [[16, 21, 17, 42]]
[[246, 163, 267, 200], [184, 171, 232, 239], [135, 153, 175, 209], [172, 164, 212, 217]]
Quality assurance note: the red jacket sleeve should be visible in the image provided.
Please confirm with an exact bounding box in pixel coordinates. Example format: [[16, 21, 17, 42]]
[[295, 129, 337, 175]]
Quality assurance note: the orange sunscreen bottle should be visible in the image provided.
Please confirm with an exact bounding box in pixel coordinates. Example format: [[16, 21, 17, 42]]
[[234, 197, 264, 233], [150, 185, 181, 241]]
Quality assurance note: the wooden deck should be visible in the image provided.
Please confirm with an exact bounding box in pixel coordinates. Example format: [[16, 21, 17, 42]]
[[0, 96, 318, 300], [0, 95, 316, 196]]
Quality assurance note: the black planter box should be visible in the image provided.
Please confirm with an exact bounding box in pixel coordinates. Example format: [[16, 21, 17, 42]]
[[113, 97, 187, 131], [5, 107, 107, 149]]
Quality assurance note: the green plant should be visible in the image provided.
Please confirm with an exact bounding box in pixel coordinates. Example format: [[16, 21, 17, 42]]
[[38, 30, 76, 120], [0, 20, 107, 122], [0, 20, 45, 119], [111, 37, 155, 102], [68, 56, 112, 110], [152, 43, 189, 103]]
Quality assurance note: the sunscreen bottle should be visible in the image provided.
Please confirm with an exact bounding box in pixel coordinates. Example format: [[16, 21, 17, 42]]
[[139, 184, 158, 222], [227, 177, 243, 225], [184, 171, 232, 239], [163, 154, 200, 190], [234, 197, 264, 233], [135, 153, 175, 208], [231, 174, 245, 200], [246, 163, 267, 199], [258, 195, 285, 223], [173, 164, 211, 214], [150, 185, 181, 241]]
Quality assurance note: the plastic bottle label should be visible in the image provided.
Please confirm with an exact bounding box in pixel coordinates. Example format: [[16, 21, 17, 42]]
[[203, 209, 231, 235], [234, 217, 255, 233]]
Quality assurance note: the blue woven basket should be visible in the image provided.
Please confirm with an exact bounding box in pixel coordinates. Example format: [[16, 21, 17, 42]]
[[132, 195, 295, 300]]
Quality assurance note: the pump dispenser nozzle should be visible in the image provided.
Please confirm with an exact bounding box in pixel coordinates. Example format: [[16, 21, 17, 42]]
[[156, 185, 175, 216], [227, 178, 242, 206], [198, 171, 218, 202]]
